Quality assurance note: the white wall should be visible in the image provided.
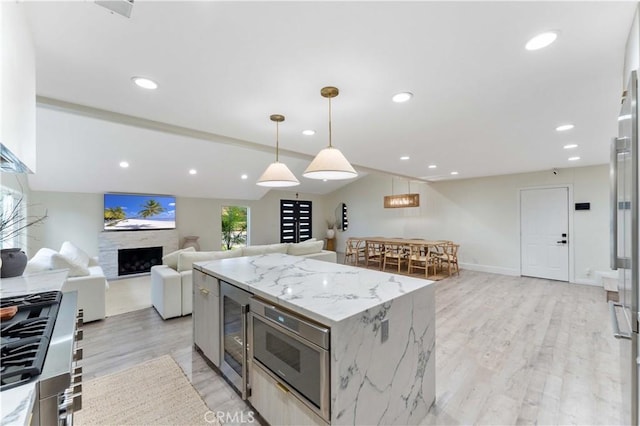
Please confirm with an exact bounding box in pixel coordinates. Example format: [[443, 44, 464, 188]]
[[1, 3, 37, 172], [325, 165, 609, 284], [27, 189, 327, 257], [624, 5, 639, 83]]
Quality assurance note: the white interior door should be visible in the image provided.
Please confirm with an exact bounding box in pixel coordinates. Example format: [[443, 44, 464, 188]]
[[520, 187, 569, 281]]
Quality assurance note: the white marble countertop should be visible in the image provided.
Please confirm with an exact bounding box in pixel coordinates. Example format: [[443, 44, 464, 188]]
[[0, 269, 69, 297], [0, 383, 36, 426], [195, 253, 433, 326]]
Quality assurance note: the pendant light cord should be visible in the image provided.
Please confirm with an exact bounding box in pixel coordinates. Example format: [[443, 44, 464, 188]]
[[276, 121, 280, 162], [328, 96, 333, 148]]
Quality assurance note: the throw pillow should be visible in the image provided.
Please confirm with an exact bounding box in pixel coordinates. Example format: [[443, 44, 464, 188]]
[[287, 240, 324, 256], [51, 253, 90, 277], [24, 247, 57, 274], [162, 247, 196, 270], [59, 241, 91, 268], [177, 249, 243, 272]]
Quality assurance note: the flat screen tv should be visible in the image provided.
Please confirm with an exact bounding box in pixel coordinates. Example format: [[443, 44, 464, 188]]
[[104, 193, 176, 231]]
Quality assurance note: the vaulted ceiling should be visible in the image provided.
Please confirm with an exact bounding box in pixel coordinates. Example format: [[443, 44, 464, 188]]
[[23, 1, 635, 199]]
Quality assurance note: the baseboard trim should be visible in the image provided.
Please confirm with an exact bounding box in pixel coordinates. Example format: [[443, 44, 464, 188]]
[[572, 278, 599, 287], [459, 263, 520, 276]]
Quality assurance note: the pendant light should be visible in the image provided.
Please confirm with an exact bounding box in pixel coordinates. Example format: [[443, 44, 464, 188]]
[[303, 86, 358, 180], [257, 114, 300, 187]]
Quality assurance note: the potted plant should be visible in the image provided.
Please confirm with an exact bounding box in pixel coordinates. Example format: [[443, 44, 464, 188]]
[[0, 190, 47, 278]]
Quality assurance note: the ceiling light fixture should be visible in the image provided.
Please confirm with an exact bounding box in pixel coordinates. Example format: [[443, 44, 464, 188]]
[[556, 124, 574, 132], [392, 92, 413, 103], [568, 156, 581, 161], [525, 31, 558, 51], [302, 130, 316, 136], [241, 174, 248, 180], [400, 156, 410, 160], [451, 171, 459, 175], [131, 77, 158, 90], [384, 177, 420, 208], [563, 144, 578, 149], [189, 169, 197, 175], [303, 86, 358, 180], [119, 161, 129, 168], [428, 164, 437, 169], [257, 114, 300, 187]]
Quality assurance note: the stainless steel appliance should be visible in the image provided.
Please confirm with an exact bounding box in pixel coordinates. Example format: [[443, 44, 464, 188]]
[[0, 290, 83, 425], [610, 69, 638, 425], [249, 297, 330, 422], [220, 281, 251, 399]]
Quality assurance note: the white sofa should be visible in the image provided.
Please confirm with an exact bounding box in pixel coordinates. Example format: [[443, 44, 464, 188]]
[[25, 243, 108, 322], [151, 240, 336, 320]]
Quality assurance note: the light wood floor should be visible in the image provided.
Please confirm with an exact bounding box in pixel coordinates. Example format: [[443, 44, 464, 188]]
[[81, 270, 621, 425]]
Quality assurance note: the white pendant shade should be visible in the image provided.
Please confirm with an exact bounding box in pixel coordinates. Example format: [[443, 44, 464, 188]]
[[303, 147, 358, 180], [257, 162, 300, 187]]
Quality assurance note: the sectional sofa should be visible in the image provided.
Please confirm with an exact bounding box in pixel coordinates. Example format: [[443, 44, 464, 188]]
[[150, 240, 336, 319]]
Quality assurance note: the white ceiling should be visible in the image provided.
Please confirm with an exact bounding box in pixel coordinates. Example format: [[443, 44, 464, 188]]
[[22, 1, 636, 198]]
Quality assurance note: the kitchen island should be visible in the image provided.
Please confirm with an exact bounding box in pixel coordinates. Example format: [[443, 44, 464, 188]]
[[194, 253, 435, 425]]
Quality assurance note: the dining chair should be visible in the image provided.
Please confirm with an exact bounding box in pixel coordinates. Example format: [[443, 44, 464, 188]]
[[344, 238, 366, 265], [408, 244, 436, 278], [435, 243, 459, 276], [366, 241, 384, 269], [382, 243, 408, 273]]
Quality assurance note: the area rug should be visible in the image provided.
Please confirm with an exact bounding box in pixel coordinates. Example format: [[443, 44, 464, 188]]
[[75, 355, 218, 426]]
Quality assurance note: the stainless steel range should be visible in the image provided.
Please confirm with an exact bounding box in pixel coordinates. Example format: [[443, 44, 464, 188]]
[[1, 290, 83, 425]]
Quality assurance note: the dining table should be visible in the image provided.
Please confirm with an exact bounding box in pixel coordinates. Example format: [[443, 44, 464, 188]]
[[349, 237, 451, 273]]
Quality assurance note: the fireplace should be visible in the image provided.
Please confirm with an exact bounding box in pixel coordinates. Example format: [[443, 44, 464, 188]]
[[118, 246, 163, 276]]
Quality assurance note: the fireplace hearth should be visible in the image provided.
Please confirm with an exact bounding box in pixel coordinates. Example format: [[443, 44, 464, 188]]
[[118, 246, 162, 276]]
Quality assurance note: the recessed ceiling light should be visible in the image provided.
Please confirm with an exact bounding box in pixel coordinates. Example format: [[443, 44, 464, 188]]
[[555, 124, 574, 132], [525, 31, 558, 51], [619, 114, 632, 121], [119, 161, 129, 168], [568, 156, 581, 161], [241, 174, 248, 180], [131, 76, 158, 90], [400, 156, 410, 160], [302, 130, 316, 136], [450, 171, 459, 175], [392, 92, 413, 103], [563, 144, 578, 149], [428, 164, 437, 169], [189, 169, 197, 175], [323, 179, 328, 182]]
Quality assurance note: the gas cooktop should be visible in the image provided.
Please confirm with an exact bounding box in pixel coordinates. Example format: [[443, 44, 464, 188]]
[[0, 291, 62, 390]]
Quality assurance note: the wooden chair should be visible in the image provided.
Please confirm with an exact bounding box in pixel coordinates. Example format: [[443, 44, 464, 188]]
[[434, 243, 459, 276], [408, 244, 436, 278], [366, 241, 384, 269], [382, 243, 408, 273], [344, 238, 366, 265]]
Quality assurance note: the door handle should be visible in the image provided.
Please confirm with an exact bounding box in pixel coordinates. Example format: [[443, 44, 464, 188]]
[[611, 136, 631, 270], [556, 240, 567, 244], [609, 301, 632, 340]]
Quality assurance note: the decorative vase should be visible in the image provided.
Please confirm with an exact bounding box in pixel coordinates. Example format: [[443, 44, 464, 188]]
[[182, 236, 201, 251], [326, 228, 335, 239], [1, 248, 28, 278]]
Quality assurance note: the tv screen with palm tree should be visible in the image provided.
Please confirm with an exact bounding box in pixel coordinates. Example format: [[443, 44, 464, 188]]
[[104, 193, 176, 231]]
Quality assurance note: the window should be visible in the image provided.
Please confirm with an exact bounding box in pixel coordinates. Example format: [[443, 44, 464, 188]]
[[0, 187, 25, 249], [280, 200, 312, 243], [221, 206, 249, 251]]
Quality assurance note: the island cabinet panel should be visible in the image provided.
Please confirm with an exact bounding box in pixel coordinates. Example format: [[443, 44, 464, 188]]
[[330, 283, 436, 425], [193, 269, 220, 366], [250, 362, 326, 426]]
